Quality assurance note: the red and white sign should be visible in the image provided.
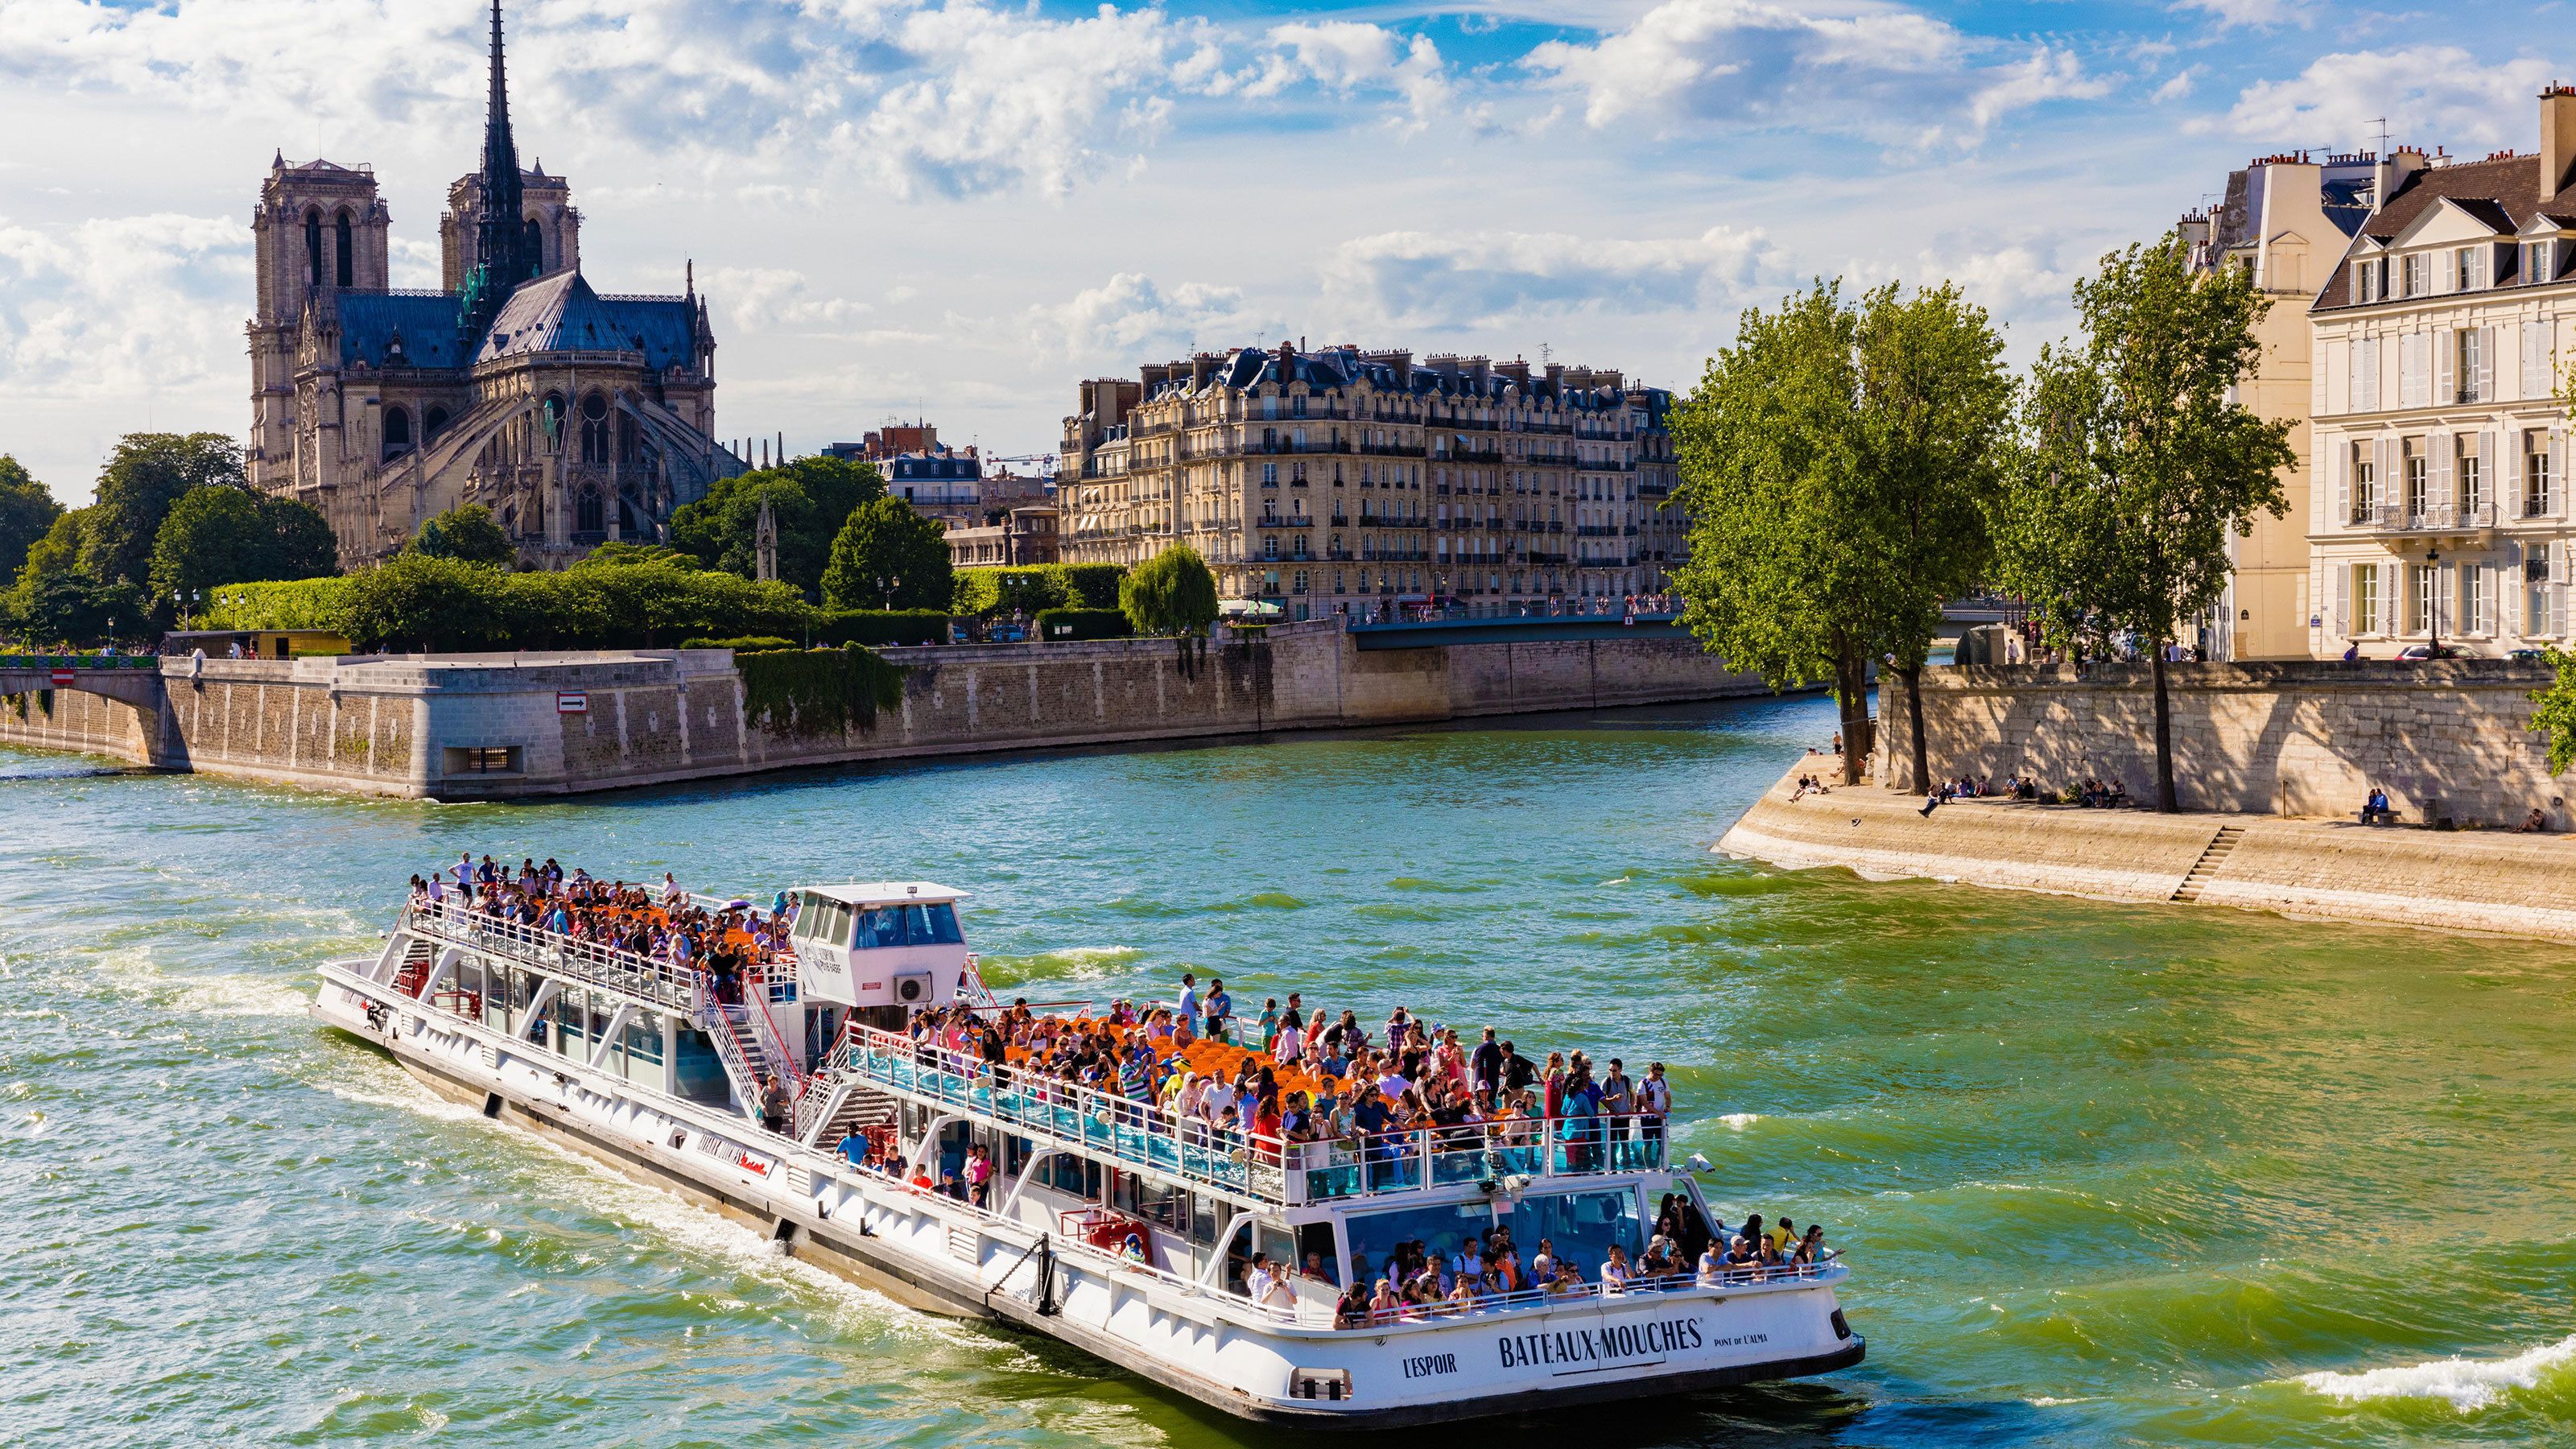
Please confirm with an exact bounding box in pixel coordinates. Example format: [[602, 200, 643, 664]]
[[556, 691, 588, 715], [49, 668, 75, 686]]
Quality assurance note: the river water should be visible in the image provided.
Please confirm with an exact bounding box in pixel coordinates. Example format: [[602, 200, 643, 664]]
[[2, 696, 2571, 1447]]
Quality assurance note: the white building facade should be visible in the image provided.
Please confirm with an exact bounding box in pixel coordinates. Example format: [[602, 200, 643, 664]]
[[2310, 93, 2576, 657]]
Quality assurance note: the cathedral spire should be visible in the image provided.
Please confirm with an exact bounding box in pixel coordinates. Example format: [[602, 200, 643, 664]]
[[466, 0, 531, 337]]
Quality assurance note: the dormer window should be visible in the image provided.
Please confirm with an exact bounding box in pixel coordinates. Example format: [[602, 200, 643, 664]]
[[2355, 258, 2386, 303], [2455, 246, 2488, 290], [2403, 253, 2431, 297], [2528, 239, 2559, 286]]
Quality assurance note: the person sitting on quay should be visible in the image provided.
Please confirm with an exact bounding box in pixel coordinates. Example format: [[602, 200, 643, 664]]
[[2360, 786, 2395, 826], [2519, 807, 2550, 833]]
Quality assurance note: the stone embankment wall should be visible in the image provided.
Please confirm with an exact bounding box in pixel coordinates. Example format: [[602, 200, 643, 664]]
[[1720, 766, 2576, 942], [0, 621, 1771, 799], [1877, 660, 2573, 829]]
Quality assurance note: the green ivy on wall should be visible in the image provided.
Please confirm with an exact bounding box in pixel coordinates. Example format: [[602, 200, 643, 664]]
[[737, 645, 909, 739]]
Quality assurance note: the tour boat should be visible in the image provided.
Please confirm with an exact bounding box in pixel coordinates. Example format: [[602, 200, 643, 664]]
[[311, 879, 1863, 1425]]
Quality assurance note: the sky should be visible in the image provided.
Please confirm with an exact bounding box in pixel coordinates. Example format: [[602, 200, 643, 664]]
[[0, 0, 2565, 502]]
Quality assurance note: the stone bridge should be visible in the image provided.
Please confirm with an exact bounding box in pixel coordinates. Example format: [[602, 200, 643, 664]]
[[0, 657, 180, 768]]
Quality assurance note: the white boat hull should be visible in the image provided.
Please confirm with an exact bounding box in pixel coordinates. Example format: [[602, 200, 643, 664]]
[[312, 968, 1864, 1426]]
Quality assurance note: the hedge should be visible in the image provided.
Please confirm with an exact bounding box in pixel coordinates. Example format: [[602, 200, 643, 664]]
[[1033, 608, 1132, 642], [812, 609, 952, 647], [951, 564, 1127, 620], [203, 576, 352, 631], [680, 636, 798, 652]]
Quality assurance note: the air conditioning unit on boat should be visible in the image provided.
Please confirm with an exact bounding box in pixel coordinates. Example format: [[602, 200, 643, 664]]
[[891, 969, 935, 1005]]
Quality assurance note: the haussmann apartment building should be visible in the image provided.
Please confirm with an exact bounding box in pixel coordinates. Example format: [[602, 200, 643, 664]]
[[1057, 344, 1684, 616], [2309, 89, 2576, 657]]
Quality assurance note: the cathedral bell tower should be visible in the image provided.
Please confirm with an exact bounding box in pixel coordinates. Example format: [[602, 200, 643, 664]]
[[247, 155, 390, 493]]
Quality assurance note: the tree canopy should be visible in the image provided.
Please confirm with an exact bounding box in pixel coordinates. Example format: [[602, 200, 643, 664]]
[[1120, 544, 1220, 637], [149, 486, 339, 604], [404, 504, 515, 568], [1992, 233, 2296, 809], [1671, 279, 2011, 784], [0, 456, 64, 583], [80, 432, 243, 588], [821, 496, 952, 612], [671, 456, 885, 599]]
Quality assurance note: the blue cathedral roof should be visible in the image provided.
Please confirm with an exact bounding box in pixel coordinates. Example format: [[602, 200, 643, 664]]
[[329, 272, 697, 374], [476, 269, 696, 369], [336, 291, 473, 369]]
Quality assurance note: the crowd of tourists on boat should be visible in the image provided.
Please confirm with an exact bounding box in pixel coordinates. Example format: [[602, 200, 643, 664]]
[[885, 976, 1678, 1170], [405, 853, 795, 1005]]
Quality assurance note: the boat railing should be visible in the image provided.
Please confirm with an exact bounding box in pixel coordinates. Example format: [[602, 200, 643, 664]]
[[407, 900, 708, 1018], [826, 1023, 1668, 1207], [1348, 1259, 1836, 1327]]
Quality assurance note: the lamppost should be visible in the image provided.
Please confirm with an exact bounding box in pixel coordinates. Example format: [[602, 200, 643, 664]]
[[877, 575, 900, 611], [2425, 544, 2442, 658]]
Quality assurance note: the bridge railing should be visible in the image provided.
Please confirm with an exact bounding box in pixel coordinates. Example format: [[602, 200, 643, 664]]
[[0, 654, 161, 671], [1344, 599, 1680, 630]]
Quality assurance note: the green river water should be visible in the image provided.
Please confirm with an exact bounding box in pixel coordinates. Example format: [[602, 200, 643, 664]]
[[2, 694, 2572, 1447]]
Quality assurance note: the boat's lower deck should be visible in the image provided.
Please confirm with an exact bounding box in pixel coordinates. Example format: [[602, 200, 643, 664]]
[[312, 970, 1864, 1425]]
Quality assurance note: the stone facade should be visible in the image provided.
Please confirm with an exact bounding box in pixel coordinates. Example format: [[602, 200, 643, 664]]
[[0, 624, 1773, 799], [1058, 345, 1684, 616], [1878, 660, 2571, 828]]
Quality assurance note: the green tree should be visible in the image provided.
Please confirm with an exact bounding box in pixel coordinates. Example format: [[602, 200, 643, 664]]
[[4, 572, 145, 646], [2532, 649, 2576, 777], [0, 456, 64, 582], [1120, 544, 1220, 637], [671, 456, 885, 597], [1673, 281, 2007, 786], [573, 540, 698, 571], [151, 488, 341, 609], [1853, 283, 2017, 791], [336, 554, 514, 652], [259, 494, 339, 580], [821, 497, 952, 611], [150, 487, 266, 605], [406, 504, 515, 568], [80, 432, 244, 587], [1993, 233, 2297, 811]]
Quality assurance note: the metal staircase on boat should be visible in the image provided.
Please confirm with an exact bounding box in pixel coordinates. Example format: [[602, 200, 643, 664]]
[[2170, 824, 2245, 902]]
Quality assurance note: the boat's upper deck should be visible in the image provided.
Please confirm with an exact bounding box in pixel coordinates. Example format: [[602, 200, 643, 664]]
[[835, 1020, 1669, 1211]]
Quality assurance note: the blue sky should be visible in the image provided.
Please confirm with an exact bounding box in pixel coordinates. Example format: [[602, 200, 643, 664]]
[[0, 0, 2565, 500]]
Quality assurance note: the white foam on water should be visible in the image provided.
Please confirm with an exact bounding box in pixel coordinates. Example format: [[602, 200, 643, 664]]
[[2026, 1395, 2091, 1406], [89, 944, 313, 1020], [1719, 1113, 1761, 1130], [2291, 1335, 2576, 1411]]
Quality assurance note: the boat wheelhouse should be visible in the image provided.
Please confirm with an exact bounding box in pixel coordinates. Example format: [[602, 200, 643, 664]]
[[313, 873, 1862, 1425]]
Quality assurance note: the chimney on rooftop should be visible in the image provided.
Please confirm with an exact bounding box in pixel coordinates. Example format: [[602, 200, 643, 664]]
[[2544, 85, 2576, 204]]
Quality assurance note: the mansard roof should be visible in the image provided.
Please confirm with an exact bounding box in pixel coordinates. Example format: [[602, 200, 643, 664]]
[[474, 269, 696, 369], [2317, 153, 2576, 308]]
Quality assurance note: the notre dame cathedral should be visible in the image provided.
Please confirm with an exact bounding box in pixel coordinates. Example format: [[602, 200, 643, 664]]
[[246, 2, 742, 568]]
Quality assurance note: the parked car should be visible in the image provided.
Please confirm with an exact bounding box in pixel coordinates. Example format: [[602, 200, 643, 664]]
[[2508, 647, 2549, 662], [2394, 643, 2464, 661]]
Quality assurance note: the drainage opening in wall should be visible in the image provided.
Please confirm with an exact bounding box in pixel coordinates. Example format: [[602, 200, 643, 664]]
[[444, 745, 523, 775], [482, 1092, 503, 1118]]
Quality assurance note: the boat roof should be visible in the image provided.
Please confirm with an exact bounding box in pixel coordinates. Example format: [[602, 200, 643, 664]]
[[801, 881, 968, 906]]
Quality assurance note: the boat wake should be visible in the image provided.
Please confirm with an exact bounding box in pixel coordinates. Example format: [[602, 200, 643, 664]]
[[2289, 1334, 2576, 1411]]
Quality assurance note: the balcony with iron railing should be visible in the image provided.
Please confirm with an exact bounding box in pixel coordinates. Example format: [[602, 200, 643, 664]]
[[2347, 502, 2500, 533]]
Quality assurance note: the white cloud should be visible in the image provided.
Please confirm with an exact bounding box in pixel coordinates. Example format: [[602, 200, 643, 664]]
[[706, 266, 873, 332], [0, 0, 1226, 202], [2171, 0, 2312, 30], [1241, 22, 1451, 128], [2213, 47, 2555, 151], [1322, 226, 1785, 329], [0, 212, 246, 403], [1020, 272, 1265, 358], [2151, 66, 2201, 105], [1519, 0, 2109, 147]]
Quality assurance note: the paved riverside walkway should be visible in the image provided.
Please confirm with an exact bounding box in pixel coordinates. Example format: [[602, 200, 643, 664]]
[[1719, 762, 2576, 943]]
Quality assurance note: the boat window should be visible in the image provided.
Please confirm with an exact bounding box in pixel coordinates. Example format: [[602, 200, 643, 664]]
[[1505, 1188, 1644, 1282], [851, 902, 964, 949], [1295, 1222, 1341, 1286], [1344, 1199, 1493, 1290]]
